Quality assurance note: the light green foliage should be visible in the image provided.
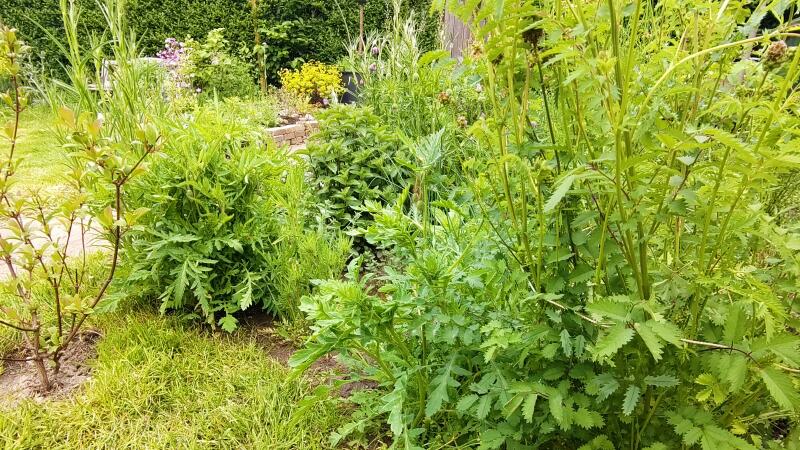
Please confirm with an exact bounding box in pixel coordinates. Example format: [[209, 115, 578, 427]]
[[0, 310, 345, 449], [185, 95, 281, 138], [183, 29, 255, 99], [122, 116, 348, 330], [342, 1, 484, 157], [296, 0, 800, 448], [0, 2, 160, 391]]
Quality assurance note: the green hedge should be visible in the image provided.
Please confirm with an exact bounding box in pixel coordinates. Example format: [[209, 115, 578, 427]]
[[0, 0, 438, 83]]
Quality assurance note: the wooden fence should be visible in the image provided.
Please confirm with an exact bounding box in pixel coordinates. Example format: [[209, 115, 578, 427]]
[[442, 11, 472, 60]]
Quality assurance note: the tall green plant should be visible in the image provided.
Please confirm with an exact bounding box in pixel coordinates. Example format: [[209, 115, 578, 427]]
[[296, 0, 800, 447], [0, 0, 157, 391], [122, 119, 349, 330]]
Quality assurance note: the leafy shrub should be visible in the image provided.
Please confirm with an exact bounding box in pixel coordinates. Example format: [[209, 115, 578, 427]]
[[306, 105, 411, 232], [201, 96, 281, 130], [279, 61, 343, 104], [122, 119, 348, 330], [0, 6, 159, 391], [183, 29, 255, 99], [296, 0, 800, 448], [341, 2, 485, 178]]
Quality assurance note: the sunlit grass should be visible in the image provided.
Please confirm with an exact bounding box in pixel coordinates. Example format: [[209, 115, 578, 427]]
[[5, 104, 65, 193], [0, 308, 346, 449]]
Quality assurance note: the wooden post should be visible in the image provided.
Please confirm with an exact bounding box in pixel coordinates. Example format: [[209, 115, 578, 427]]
[[251, 0, 266, 93], [358, 0, 366, 53]]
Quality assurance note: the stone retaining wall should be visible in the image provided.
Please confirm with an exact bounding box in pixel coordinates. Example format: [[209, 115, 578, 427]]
[[266, 119, 319, 148]]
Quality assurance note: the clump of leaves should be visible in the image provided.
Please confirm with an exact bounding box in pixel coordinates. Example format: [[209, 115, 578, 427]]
[[306, 105, 411, 234], [122, 121, 348, 331], [183, 28, 255, 100]]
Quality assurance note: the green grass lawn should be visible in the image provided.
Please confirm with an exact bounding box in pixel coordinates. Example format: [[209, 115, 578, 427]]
[[6, 105, 65, 192], [0, 309, 346, 449]]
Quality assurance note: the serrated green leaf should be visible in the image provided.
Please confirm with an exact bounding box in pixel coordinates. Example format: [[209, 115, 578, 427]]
[[723, 305, 746, 344], [644, 375, 680, 387], [759, 366, 800, 410], [544, 174, 577, 212], [522, 393, 538, 423], [560, 329, 572, 357], [591, 373, 620, 402], [549, 392, 564, 423], [172, 259, 189, 305], [635, 322, 664, 361], [622, 385, 641, 415], [586, 300, 630, 322], [218, 315, 238, 333], [502, 393, 525, 419], [233, 272, 254, 310], [573, 407, 602, 429], [426, 355, 462, 417], [593, 324, 635, 358], [756, 335, 800, 367], [649, 320, 682, 346], [476, 394, 492, 419], [456, 394, 479, 412], [479, 429, 505, 449], [723, 354, 748, 392]]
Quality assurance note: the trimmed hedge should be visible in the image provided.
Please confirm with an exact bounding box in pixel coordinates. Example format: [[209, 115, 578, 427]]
[[0, 0, 438, 83]]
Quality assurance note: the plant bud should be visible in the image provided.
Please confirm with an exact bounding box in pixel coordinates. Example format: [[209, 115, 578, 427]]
[[764, 40, 788, 69]]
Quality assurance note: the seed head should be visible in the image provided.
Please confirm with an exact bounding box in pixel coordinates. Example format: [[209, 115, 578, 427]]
[[764, 40, 789, 69]]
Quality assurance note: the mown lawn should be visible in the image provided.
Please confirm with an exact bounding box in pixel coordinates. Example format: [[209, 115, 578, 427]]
[[0, 309, 345, 449], [7, 105, 64, 192]]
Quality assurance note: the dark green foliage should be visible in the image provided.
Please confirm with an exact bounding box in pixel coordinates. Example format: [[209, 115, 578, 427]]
[[122, 116, 348, 330], [0, 0, 438, 82], [306, 105, 412, 232]]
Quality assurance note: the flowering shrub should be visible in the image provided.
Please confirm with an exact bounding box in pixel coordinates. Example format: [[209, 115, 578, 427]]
[[279, 61, 343, 104], [156, 37, 186, 69], [154, 37, 194, 108], [182, 29, 255, 99]]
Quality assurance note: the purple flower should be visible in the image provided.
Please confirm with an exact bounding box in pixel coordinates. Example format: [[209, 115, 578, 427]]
[[371, 46, 380, 56], [156, 37, 187, 67], [369, 63, 377, 72], [322, 98, 329, 106]]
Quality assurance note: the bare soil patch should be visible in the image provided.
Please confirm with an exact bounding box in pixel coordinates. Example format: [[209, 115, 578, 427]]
[[238, 311, 379, 397], [0, 329, 100, 407]]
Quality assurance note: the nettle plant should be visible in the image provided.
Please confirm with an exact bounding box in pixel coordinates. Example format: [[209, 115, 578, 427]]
[[296, 0, 800, 448], [0, 23, 157, 391], [306, 105, 411, 234]]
